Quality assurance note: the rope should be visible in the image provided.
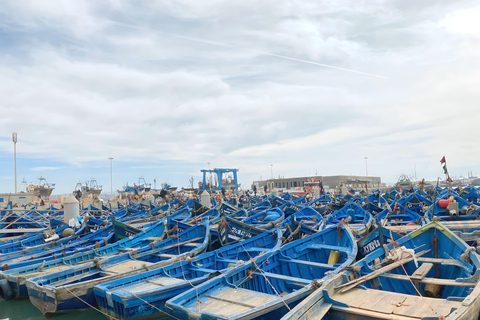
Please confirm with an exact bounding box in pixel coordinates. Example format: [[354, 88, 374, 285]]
[[224, 222, 292, 313], [399, 264, 440, 316], [130, 292, 182, 320], [172, 219, 201, 311], [64, 286, 119, 320]]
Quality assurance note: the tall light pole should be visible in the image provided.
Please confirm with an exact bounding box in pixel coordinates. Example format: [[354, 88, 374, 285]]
[[364, 157, 368, 190], [270, 164, 273, 179], [108, 157, 113, 199], [12, 132, 17, 193]]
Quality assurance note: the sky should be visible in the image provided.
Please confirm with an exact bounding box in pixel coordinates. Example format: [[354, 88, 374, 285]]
[[1, 0, 480, 195]]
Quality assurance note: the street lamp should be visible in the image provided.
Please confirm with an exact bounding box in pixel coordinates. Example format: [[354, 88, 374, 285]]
[[270, 164, 273, 179], [364, 157, 368, 190], [108, 158, 114, 199], [12, 132, 17, 193]]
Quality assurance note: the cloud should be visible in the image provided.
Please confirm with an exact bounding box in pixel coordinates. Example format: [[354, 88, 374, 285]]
[[30, 166, 64, 171], [1, 1, 480, 193]]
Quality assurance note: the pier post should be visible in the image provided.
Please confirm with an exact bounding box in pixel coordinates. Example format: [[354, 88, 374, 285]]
[[314, 187, 320, 199], [64, 195, 79, 224], [201, 190, 211, 208]]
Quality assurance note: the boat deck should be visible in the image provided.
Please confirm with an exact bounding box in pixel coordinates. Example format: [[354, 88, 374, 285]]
[[104, 260, 153, 273], [118, 276, 185, 294], [193, 287, 278, 317], [332, 288, 462, 319]]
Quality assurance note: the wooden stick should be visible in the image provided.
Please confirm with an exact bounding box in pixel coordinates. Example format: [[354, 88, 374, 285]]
[[337, 249, 431, 293]]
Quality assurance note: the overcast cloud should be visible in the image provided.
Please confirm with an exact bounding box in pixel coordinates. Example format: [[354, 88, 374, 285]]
[[1, 0, 480, 194]]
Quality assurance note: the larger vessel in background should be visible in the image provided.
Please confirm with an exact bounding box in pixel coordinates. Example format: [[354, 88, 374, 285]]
[[73, 179, 102, 199], [26, 177, 55, 197]]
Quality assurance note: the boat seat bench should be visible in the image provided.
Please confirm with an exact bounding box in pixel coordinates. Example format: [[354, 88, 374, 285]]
[[331, 287, 462, 319], [279, 258, 337, 270], [255, 271, 312, 285], [305, 244, 350, 253], [379, 272, 476, 287]]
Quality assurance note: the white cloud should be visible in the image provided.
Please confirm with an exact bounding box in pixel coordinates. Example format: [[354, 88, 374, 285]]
[[1, 0, 480, 193], [31, 166, 64, 171]]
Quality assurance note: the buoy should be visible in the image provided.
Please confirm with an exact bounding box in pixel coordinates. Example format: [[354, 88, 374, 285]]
[[438, 199, 453, 208], [328, 251, 340, 265], [63, 228, 75, 237]]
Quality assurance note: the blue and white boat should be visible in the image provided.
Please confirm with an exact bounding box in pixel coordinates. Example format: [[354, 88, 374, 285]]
[[94, 228, 283, 320], [166, 223, 357, 320]]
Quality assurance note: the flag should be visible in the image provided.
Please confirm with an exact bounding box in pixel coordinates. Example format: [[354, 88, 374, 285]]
[[440, 156, 446, 164], [443, 165, 448, 175]]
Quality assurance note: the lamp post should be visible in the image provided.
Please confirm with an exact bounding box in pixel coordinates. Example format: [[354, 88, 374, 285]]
[[108, 157, 113, 199], [12, 132, 17, 193], [270, 164, 273, 179], [364, 157, 368, 191]]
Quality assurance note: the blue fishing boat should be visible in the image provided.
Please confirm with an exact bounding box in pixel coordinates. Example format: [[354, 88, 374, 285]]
[[282, 221, 480, 320], [94, 228, 283, 320], [216, 216, 265, 247], [26, 220, 210, 315], [0, 219, 167, 300], [322, 202, 374, 239], [426, 193, 479, 221], [376, 201, 425, 226], [397, 192, 433, 214], [357, 224, 401, 259], [243, 207, 285, 229], [166, 223, 357, 320]]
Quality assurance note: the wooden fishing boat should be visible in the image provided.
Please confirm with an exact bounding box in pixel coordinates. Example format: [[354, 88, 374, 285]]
[[376, 201, 425, 226], [322, 202, 374, 239], [26, 220, 210, 315], [397, 192, 433, 214], [94, 228, 283, 320], [357, 223, 400, 260], [165, 223, 357, 320], [282, 221, 480, 320], [0, 223, 109, 265], [281, 206, 324, 230], [0, 219, 167, 300], [426, 194, 479, 221], [243, 207, 285, 229], [216, 216, 265, 247]]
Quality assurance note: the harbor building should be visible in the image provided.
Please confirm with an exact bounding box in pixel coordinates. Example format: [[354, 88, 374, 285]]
[[252, 175, 383, 191]]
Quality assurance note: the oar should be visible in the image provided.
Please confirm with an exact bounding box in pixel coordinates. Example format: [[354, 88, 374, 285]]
[[336, 249, 430, 293]]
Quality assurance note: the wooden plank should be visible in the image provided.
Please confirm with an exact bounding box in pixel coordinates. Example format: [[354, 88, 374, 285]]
[[417, 257, 464, 267], [380, 273, 476, 287], [411, 263, 433, 281], [182, 243, 199, 247], [334, 289, 461, 319], [159, 253, 177, 258], [278, 258, 336, 270], [332, 305, 418, 320], [104, 260, 152, 273], [0, 228, 45, 234], [256, 271, 311, 285], [147, 276, 185, 286], [197, 287, 277, 317], [337, 249, 430, 293]]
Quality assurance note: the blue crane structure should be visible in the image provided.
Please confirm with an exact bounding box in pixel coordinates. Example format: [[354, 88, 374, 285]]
[[201, 168, 239, 192]]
